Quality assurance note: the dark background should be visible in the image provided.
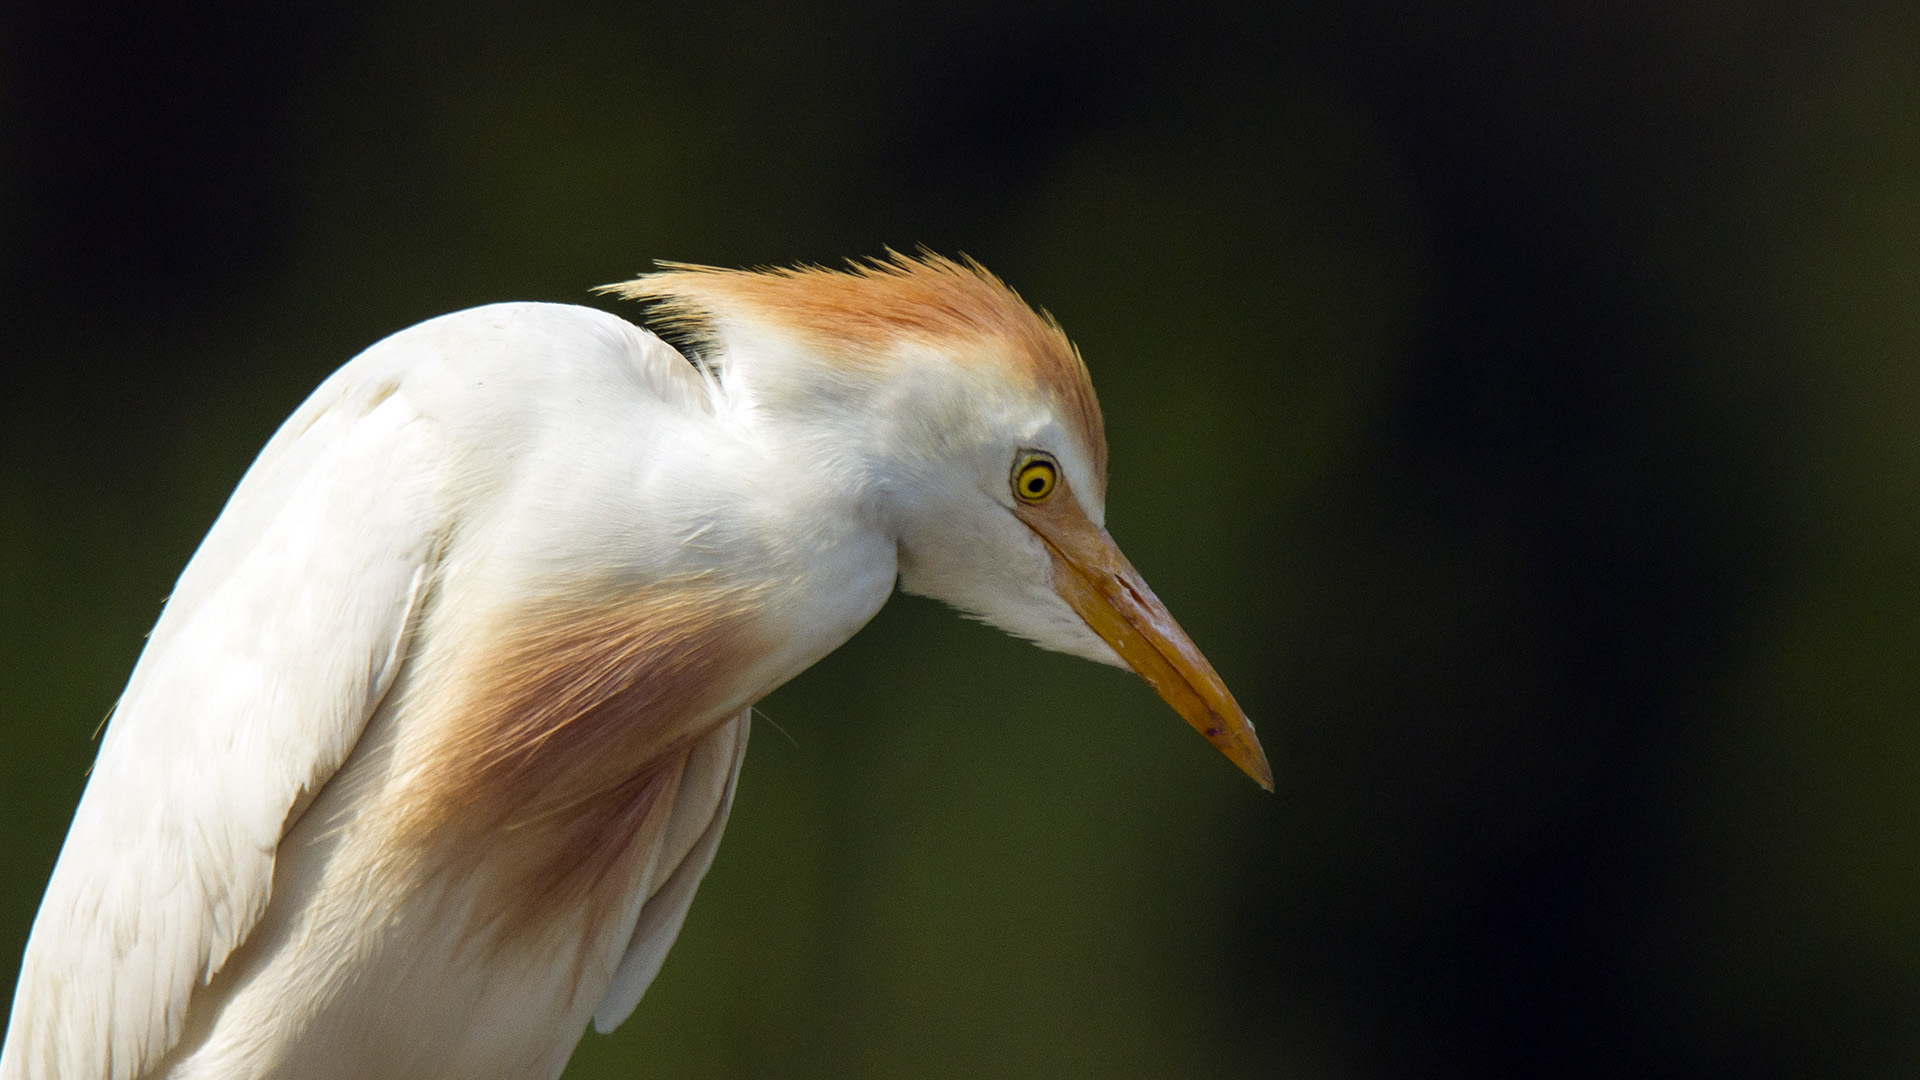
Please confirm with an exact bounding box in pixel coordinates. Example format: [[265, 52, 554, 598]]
[[5, 2, 1919, 1077]]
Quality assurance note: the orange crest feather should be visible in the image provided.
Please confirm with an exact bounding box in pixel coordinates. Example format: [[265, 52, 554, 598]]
[[603, 252, 1107, 487]]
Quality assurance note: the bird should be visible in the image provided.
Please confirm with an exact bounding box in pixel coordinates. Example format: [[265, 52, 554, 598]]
[[0, 252, 1270, 1080]]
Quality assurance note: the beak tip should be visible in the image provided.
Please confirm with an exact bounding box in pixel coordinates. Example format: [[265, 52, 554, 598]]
[[1239, 745, 1275, 792]]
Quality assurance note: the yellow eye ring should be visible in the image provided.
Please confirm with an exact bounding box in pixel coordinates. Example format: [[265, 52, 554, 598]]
[[1012, 452, 1059, 503]]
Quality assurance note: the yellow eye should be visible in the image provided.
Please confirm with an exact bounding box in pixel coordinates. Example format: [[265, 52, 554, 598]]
[[1012, 453, 1059, 503]]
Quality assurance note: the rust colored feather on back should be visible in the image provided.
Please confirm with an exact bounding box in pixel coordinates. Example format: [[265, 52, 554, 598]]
[[373, 579, 764, 941]]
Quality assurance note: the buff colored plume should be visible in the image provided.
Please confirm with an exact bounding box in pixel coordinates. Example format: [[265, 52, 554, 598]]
[[602, 251, 1106, 486]]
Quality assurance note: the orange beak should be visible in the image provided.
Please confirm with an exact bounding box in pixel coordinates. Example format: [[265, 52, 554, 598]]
[[1016, 498, 1273, 791]]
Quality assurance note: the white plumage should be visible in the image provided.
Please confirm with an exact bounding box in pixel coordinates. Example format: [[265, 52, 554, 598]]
[[2, 256, 1267, 1079]]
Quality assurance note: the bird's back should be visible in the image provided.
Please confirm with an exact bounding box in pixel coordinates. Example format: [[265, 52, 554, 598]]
[[2, 304, 776, 1079]]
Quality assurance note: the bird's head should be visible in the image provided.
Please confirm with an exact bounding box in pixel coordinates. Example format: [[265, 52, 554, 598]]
[[603, 253, 1271, 790]]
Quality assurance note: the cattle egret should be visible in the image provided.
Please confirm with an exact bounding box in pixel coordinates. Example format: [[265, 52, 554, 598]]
[[0, 253, 1269, 1079]]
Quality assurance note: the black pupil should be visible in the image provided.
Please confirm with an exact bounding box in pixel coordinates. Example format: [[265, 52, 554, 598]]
[[1027, 473, 1046, 492]]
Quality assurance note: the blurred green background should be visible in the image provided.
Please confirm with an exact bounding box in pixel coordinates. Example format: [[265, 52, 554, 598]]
[[4, 1, 1920, 1076]]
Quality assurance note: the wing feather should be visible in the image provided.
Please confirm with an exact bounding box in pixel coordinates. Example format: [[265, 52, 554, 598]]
[[593, 712, 750, 1034], [0, 364, 449, 1080]]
